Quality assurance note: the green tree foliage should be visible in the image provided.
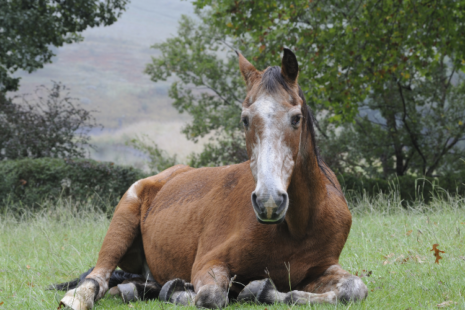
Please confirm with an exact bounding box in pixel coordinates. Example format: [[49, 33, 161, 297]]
[[145, 16, 247, 142], [320, 64, 465, 177], [147, 1, 465, 177], [145, 16, 250, 166], [0, 0, 128, 92], [0, 82, 100, 160], [126, 135, 178, 174], [195, 0, 465, 120], [188, 132, 247, 167]]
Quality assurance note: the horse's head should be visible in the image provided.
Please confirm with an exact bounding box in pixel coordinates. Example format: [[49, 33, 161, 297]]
[[239, 48, 307, 224]]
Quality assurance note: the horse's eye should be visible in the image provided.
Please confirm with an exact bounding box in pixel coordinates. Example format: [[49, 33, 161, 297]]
[[291, 115, 302, 127], [242, 117, 249, 128]]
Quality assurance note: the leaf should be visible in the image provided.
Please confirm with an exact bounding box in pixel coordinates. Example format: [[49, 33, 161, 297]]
[[259, 45, 266, 53], [0, 301, 3, 306], [437, 301, 457, 308], [430, 244, 445, 264], [406, 230, 413, 236], [383, 253, 395, 259]]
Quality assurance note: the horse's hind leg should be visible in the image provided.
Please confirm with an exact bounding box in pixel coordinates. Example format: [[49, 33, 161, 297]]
[[59, 166, 193, 310], [237, 265, 367, 305], [59, 181, 145, 310]]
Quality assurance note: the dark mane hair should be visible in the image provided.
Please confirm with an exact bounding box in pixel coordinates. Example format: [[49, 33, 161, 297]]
[[260, 66, 336, 188]]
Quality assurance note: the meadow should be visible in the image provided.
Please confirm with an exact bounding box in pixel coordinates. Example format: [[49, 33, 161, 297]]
[[1, 193, 464, 309]]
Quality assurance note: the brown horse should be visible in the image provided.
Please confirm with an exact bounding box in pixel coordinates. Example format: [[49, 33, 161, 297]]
[[57, 49, 367, 309]]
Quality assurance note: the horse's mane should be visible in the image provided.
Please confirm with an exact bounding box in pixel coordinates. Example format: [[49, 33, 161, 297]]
[[260, 66, 337, 189]]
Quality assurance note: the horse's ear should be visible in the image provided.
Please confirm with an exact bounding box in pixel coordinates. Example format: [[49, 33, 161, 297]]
[[237, 51, 260, 90], [281, 48, 299, 84]]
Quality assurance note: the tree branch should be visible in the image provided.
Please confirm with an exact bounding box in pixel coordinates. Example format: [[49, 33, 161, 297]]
[[397, 81, 427, 174]]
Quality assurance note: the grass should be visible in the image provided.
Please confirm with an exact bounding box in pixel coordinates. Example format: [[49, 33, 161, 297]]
[[1, 194, 464, 309]]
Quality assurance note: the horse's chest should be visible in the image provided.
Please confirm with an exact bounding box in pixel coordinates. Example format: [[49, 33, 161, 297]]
[[227, 235, 316, 288]]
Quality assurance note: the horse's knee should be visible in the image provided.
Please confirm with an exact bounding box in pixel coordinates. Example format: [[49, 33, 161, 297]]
[[194, 284, 228, 309], [337, 276, 367, 303]]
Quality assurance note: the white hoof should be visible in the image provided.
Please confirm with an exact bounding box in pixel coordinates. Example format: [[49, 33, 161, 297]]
[[59, 279, 98, 310]]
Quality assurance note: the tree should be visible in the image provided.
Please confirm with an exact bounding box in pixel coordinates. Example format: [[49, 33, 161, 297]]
[[126, 135, 178, 174], [145, 15, 250, 166], [321, 62, 465, 177], [0, 0, 128, 92], [0, 82, 100, 159], [147, 1, 465, 176]]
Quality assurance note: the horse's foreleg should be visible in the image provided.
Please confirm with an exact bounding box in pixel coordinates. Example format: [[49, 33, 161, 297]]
[[159, 261, 230, 309], [59, 193, 142, 310], [192, 261, 231, 308], [237, 265, 367, 306]]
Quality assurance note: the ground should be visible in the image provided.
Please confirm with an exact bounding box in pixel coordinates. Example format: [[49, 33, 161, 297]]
[[0, 195, 464, 309]]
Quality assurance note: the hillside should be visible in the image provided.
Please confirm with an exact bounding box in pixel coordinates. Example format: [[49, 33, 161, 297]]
[[12, 0, 206, 168]]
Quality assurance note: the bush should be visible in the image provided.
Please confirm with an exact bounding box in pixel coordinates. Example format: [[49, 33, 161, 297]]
[[338, 172, 465, 204], [0, 82, 100, 160], [0, 158, 147, 211]]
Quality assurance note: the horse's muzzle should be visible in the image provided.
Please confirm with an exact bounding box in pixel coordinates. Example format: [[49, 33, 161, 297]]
[[251, 191, 288, 224]]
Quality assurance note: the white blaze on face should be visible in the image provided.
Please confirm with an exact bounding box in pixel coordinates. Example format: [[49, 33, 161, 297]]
[[245, 95, 296, 209]]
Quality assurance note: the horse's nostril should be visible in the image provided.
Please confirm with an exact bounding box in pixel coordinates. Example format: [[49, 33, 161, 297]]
[[276, 193, 288, 211], [251, 192, 258, 207]]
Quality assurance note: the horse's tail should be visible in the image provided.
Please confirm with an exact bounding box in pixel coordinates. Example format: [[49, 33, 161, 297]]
[[48, 267, 141, 291]]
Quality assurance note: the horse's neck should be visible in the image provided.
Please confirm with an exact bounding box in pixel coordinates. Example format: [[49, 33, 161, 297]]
[[284, 146, 327, 239]]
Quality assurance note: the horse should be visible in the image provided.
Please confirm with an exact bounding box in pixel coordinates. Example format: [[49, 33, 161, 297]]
[[56, 48, 367, 310]]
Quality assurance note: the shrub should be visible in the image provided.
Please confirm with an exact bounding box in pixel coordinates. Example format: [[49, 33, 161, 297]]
[[0, 82, 100, 160], [0, 158, 147, 211]]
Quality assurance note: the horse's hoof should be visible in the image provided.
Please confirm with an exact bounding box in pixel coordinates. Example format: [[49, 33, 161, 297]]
[[117, 283, 138, 303], [159, 278, 195, 305], [194, 284, 228, 309], [237, 278, 277, 304], [59, 279, 99, 310], [107, 286, 121, 297], [159, 278, 185, 302]]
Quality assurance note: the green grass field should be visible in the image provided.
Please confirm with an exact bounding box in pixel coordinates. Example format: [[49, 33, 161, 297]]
[[1, 194, 464, 309]]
